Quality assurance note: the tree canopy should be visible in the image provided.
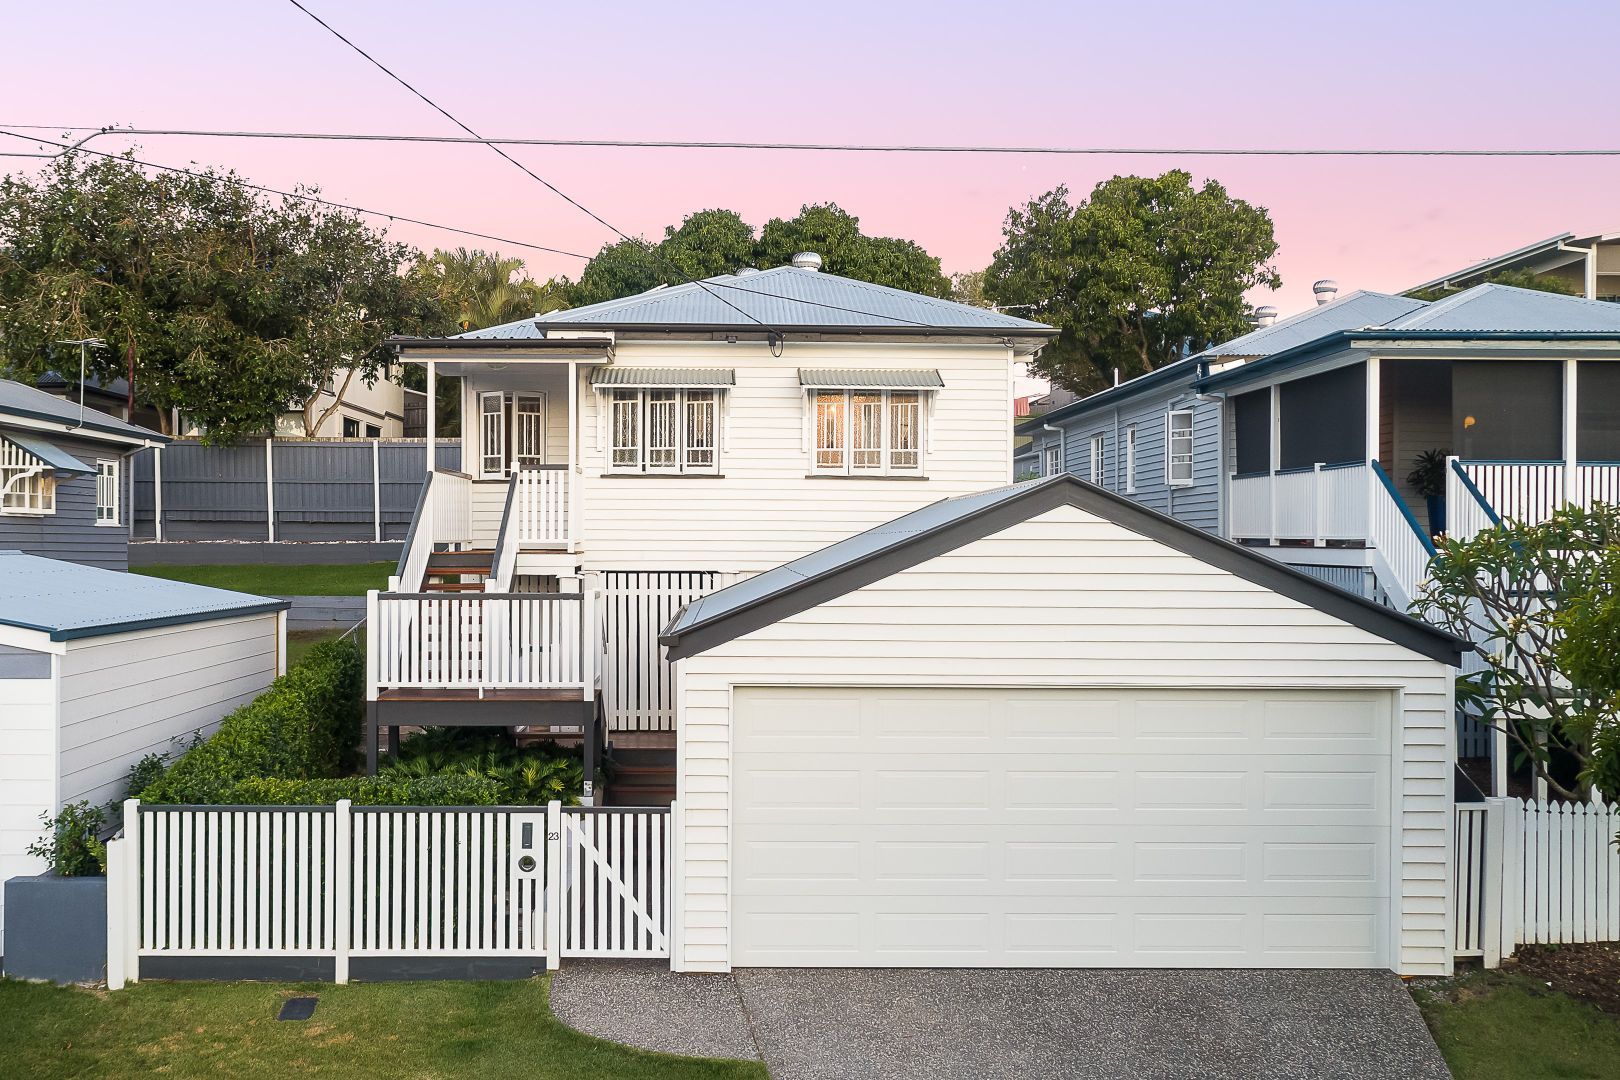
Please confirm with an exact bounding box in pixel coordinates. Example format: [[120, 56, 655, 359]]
[[0, 151, 453, 442], [984, 171, 1281, 394], [565, 204, 950, 307], [1407, 267, 1585, 303], [409, 247, 567, 332]]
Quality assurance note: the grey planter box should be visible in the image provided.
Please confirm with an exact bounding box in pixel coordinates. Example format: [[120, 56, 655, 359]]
[[3, 873, 107, 984]]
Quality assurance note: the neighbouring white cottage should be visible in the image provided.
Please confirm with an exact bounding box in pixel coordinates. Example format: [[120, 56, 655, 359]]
[[660, 474, 1465, 976], [0, 553, 289, 954]]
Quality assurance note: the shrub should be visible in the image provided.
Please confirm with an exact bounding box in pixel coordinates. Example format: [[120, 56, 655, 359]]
[[122, 752, 170, 802], [142, 638, 363, 804], [223, 774, 503, 806], [27, 802, 107, 876], [383, 728, 583, 805]]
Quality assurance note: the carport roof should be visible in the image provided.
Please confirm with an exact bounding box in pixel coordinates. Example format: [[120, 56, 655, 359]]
[[660, 474, 1468, 665], [0, 551, 290, 641]]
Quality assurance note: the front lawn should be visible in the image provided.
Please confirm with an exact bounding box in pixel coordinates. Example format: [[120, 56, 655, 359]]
[[1412, 964, 1620, 1080], [0, 977, 764, 1080], [133, 562, 393, 596]]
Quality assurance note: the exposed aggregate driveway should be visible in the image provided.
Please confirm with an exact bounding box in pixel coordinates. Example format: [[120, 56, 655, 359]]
[[550, 962, 1452, 1080]]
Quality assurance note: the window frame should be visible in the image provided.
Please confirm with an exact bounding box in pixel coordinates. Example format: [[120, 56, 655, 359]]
[[1166, 409, 1196, 487], [1124, 425, 1138, 494], [0, 438, 56, 516], [1042, 444, 1061, 477], [810, 388, 926, 477], [1089, 433, 1106, 486], [606, 387, 722, 475], [96, 459, 120, 526]]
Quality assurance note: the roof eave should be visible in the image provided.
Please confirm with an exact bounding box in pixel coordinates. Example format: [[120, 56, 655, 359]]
[[0, 406, 169, 446], [1014, 359, 1206, 433], [533, 321, 1059, 338]]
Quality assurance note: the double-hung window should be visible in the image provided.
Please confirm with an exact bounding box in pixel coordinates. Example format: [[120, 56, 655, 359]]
[[609, 388, 719, 474], [0, 438, 54, 514], [1042, 444, 1061, 477], [96, 460, 120, 524], [1166, 409, 1195, 486], [1089, 433, 1106, 486], [812, 390, 923, 475], [1124, 425, 1138, 494]]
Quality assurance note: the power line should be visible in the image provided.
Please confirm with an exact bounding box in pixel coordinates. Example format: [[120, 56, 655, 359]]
[[0, 129, 591, 260], [8, 123, 1620, 157], [280, 0, 782, 336]]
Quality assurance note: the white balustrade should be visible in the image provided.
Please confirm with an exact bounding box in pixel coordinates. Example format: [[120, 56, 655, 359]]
[[513, 468, 570, 547], [371, 593, 585, 690]]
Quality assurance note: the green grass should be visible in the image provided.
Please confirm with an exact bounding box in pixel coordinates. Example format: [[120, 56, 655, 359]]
[[1412, 970, 1620, 1080], [133, 562, 393, 597], [0, 977, 765, 1080]]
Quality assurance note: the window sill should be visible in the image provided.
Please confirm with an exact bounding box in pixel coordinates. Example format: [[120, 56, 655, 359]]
[[598, 472, 725, 479], [0, 509, 52, 517], [805, 473, 931, 481], [95, 520, 122, 527]]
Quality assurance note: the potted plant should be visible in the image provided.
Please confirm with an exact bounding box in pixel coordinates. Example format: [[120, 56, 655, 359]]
[[3, 802, 109, 983], [1407, 449, 1450, 536]]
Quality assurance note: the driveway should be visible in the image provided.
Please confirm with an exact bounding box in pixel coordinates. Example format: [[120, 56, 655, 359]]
[[550, 963, 1451, 1080]]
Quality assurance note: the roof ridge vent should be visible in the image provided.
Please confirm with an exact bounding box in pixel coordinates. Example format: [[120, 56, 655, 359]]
[[1252, 305, 1279, 327], [1313, 279, 1339, 305], [790, 252, 823, 271], [735, 267, 762, 277]]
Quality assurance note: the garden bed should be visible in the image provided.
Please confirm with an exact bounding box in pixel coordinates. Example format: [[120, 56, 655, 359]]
[[1508, 942, 1620, 1016]]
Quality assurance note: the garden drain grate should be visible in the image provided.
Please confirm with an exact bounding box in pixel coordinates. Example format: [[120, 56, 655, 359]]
[[277, 997, 318, 1021]]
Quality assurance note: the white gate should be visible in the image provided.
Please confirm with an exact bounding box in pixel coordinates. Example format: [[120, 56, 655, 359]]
[[601, 571, 717, 732], [106, 800, 675, 988], [558, 807, 673, 958]]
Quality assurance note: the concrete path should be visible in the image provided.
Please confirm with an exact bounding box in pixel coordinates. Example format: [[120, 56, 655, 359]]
[[551, 963, 1452, 1080]]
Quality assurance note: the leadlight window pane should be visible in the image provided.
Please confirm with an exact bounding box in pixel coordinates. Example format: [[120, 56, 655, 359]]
[[611, 390, 641, 468], [685, 390, 716, 468], [888, 392, 920, 469], [646, 390, 678, 468], [815, 391, 846, 469], [851, 392, 884, 470]]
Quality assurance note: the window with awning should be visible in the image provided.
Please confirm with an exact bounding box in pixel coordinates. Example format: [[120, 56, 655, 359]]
[[0, 431, 92, 514]]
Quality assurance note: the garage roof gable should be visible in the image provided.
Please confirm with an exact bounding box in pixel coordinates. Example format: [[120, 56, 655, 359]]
[[660, 474, 1467, 665]]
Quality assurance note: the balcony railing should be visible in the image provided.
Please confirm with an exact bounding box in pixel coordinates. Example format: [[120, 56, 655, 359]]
[[1449, 460, 1620, 536], [512, 466, 569, 547], [1228, 462, 1368, 544], [366, 591, 596, 694]]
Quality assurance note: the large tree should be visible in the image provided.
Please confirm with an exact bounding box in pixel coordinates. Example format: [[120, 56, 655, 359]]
[[409, 247, 567, 332], [565, 204, 951, 306], [984, 172, 1281, 393], [0, 151, 450, 443]]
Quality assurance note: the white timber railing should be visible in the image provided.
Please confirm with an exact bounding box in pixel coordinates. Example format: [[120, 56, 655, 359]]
[[1229, 462, 1368, 543], [601, 571, 721, 732], [366, 591, 596, 693], [107, 800, 678, 988], [430, 469, 473, 546], [1445, 458, 1502, 544], [1452, 460, 1620, 528], [512, 466, 570, 548], [1576, 462, 1620, 507], [1452, 797, 1620, 967], [1367, 460, 1435, 611], [389, 469, 476, 592]]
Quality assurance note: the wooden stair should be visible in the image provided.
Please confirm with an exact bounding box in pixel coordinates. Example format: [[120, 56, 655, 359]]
[[422, 548, 494, 592], [605, 745, 676, 807]]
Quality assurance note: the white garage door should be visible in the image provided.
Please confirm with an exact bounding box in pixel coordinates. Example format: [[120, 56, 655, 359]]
[[731, 686, 1394, 969]]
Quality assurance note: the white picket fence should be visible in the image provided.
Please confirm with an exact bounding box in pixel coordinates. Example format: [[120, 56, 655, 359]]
[[601, 571, 719, 731], [1453, 798, 1620, 966], [106, 799, 676, 989]]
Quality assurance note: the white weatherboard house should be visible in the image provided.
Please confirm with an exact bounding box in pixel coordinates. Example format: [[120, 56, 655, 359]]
[[660, 475, 1464, 975], [0, 553, 288, 956]]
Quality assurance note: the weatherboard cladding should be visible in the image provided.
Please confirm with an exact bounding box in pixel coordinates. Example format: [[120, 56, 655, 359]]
[[0, 432, 132, 570], [0, 550, 288, 640], [796, 368, 945, 389], [662, 474, 1465, 665], [589, 367, 736, 387]]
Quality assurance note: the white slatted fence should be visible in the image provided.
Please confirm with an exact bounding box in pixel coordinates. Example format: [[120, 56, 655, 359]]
[[602, 571, 718, 731], [558, 807, 673, 958]]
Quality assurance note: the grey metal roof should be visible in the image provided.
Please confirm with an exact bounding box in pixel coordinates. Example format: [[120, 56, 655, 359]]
[[798, 368, 945, 389], [1, 430, 95, 476], [455, 319, 545, 340], [0, 551, 289, 641], [1201, 291, 1428, 358], [590, 367, 735, 387], [1405, 232, 1579, 295], [528, 266, 1055, 333], [1380, 283, 1620, 333], [660, 474, 1466, 665], [0, 379, 167, 443]]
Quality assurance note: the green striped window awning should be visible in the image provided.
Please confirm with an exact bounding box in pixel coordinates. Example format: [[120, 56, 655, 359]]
[[590, 367, 735, 388], [798, 369, 944, 389]]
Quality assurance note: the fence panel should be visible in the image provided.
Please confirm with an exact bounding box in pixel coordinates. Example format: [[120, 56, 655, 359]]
[[558, 807, 672, 958], [1454, 806, 1487, 958], [1517, 799, 1620, 947], [601, 571, 718, 732]]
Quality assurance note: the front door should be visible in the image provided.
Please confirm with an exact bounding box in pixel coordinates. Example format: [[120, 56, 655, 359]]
[[479, 391, 548, 478]]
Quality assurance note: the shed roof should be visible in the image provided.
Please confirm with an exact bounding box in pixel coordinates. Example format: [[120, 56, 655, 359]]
[[457, 265, 1055, 337], [0, 379, 167, 444], [0, 552, 289, 641], [661, 474, 1466, 665]]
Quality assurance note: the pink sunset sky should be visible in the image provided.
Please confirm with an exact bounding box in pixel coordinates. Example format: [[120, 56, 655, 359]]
[[5, 0, 1619, 317]]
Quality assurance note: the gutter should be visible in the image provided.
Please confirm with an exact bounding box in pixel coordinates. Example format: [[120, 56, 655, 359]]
[[1556, 240, 1598, 300]]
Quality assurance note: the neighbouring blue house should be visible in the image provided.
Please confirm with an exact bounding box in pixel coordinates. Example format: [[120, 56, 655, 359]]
[[1017, 284, 1620, 609]]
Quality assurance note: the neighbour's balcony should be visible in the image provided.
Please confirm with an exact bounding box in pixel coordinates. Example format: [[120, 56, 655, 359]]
[[1229, 462, 1369, 546], [1447, 459, 1620, 541]]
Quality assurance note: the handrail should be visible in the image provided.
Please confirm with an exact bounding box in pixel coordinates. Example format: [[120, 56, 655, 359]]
[[487, 472, 522, 591], [380, 591, 584, 600], [1371, 460, 1435, 555], [1450, 459, 1503, 527], [394, 471, 434, 581]]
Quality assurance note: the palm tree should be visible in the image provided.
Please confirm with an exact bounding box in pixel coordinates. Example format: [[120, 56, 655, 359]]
[[413, 248, 568, 332]]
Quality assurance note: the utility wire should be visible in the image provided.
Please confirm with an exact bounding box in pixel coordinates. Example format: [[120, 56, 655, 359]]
[[8, 123, 1620, 157], [0, 129, 592, 260], [281, 0, 782, 335]]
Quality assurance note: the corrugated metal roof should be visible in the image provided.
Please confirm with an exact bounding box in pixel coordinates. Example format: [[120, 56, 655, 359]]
[[0, 551, 289, 641], [0, 379, 167, 443], [798, 368, 945, 389], [529, 266, 1054, 332], [1201, 291, 1429, 357], [0, 430, 95, 475], [666, 479, 1041, 635], [1382, 283, 1620, 333], [455, 319, 544, 340], [590, 367, 735, 387]]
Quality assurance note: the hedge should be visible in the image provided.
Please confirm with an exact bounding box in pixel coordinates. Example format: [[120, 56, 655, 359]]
[[141, 638, 364, 805], [220, 774, 503, 806]]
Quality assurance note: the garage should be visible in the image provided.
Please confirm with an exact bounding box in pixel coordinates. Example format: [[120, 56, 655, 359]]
[[662, 475, 1464, 976], [730, 685, 1393, 968]]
